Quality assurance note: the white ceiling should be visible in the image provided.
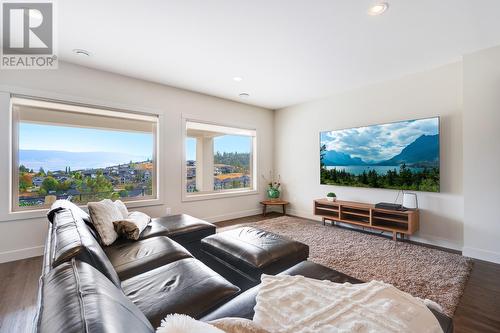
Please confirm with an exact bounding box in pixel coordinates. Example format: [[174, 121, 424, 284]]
[[59, 0, 500, 109]]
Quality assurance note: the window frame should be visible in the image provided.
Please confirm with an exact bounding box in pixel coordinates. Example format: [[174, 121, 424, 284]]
[[10, 95, 161, 213], [181, 117, 259, 202]]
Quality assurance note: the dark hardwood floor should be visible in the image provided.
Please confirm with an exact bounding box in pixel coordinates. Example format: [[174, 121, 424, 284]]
[[453, 259, 500, 333], [0, 256, 41, 333], [1, 212, 499, 333]]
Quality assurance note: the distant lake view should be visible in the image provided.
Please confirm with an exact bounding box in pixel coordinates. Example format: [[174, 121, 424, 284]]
[[325, 165, 425, 176]]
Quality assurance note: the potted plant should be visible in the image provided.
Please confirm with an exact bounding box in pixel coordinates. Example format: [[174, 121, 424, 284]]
[[263, 172, 281, 200], [326, 192, 336, 202], [267, 182, 281, 200]]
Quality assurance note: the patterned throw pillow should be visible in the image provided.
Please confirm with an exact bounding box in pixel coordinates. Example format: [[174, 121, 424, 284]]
[[113, 211, 151, 240]]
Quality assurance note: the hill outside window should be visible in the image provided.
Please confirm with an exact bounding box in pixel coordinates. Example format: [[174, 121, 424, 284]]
[[184, 120, 257, 201], [11, 97, 159, 212]]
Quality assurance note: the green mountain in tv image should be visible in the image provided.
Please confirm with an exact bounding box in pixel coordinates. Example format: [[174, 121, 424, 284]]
[[376, 134, 439, 167], [320, 134, 440, 192]]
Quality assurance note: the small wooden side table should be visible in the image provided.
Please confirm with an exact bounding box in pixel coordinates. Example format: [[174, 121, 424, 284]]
[[260, 200, 289, 217]]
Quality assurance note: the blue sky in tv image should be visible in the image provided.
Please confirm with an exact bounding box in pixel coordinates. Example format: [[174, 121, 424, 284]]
[[320, 117, 439, 167]]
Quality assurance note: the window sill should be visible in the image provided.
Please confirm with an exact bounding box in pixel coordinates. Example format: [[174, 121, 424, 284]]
[[2, 198, 163, 222], [182, 189, 259, 202]]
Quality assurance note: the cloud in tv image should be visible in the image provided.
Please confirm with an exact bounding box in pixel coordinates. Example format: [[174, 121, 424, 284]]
[[320, 117, 440, 192]]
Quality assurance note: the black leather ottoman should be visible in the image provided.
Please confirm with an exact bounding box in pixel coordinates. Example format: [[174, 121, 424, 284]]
[[201, 227, 309, 286], [139, 214, 216, 255]]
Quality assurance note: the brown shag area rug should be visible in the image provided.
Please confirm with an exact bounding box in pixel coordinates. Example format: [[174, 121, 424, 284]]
[[245, 216, 472, 317]]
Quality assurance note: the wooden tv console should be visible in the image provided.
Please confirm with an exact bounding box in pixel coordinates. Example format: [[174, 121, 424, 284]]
[[313, 199, 419, 241]]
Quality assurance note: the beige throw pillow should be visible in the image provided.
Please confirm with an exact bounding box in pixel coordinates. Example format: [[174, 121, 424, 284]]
[[87, 199, 122, 245], [113, 211, 151, 240]]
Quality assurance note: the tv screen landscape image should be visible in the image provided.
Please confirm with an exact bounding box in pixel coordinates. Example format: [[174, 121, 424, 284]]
[[320, 117, 440, 192]]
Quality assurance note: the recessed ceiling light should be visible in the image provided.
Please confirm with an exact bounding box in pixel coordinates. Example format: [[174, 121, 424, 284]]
[[239, 93, 250, 99], [233, 76, 243, 82], [368, 2, 389, 16], [29, 9, 43, 21], [73, 49, 91, 57]]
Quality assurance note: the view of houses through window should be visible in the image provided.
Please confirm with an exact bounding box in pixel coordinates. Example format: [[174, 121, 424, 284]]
[[13, 98, 158, 210], [186, 121, 255, 194]]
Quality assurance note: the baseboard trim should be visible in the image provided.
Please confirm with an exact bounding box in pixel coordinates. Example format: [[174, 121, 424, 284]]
[[409, 233, 462, 252], [206, 208, 263, 223], [286, 208, 317, 221], [286, 208, 463, 253], [0, 245, 44, 264], [463, 246, 500, 264]]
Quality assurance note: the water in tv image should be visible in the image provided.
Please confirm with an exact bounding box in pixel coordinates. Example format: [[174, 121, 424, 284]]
[[320, 117, 440, 192]]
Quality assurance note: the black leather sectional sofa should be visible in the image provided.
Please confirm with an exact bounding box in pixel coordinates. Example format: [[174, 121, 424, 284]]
[[35, 203, 453, 333]]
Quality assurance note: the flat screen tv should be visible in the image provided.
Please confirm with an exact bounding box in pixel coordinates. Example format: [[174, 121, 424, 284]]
[[320, 117, 440, 192]]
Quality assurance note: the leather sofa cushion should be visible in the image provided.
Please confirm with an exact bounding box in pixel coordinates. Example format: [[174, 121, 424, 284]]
[[201, 227, 309, 276], [47, 199, 90, 223], [139, 214, 215, 244], [52, 210, 87, 267], [35, 259, 154, 333], [122, 258, 240, 327], [47, 199, 101, 241], [51, 209, 122, 288], [201, 261, 453, 333], [104, 236, 193, 280]]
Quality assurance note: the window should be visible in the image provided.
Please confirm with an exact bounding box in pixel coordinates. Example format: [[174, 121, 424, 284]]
[[12, 97, 158, 211], [184, 120, 257, 198]]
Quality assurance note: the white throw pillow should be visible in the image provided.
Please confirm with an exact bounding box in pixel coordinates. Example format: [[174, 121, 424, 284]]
[[113, 199, 129, 219], [156, 314, 224, 333], [113, 211, 151, 240], [87, 199, 122, 245]]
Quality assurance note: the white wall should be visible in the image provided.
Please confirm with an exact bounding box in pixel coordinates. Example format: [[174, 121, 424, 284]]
[[463, 45, 500, 263], [0, 62, 274, 263], [275, 63, 464, 250]]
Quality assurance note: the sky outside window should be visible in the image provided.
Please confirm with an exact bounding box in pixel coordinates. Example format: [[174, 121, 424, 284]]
[[19, 123, 153, 171], [186, 135, 251, 160]]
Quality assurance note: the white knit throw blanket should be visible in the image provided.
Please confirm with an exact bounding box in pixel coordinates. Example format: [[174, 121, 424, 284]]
[[253, 275, 443, 333]]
